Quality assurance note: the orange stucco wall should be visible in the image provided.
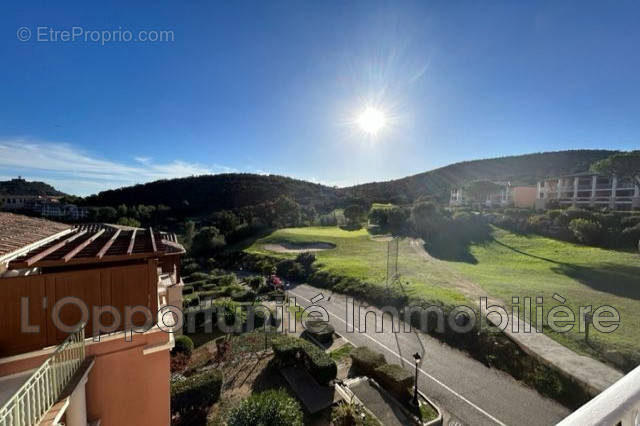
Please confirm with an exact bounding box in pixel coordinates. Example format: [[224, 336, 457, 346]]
[[85, 331, 171, 426], [513, 186, 537, 208], [0, 330, 172, 426]]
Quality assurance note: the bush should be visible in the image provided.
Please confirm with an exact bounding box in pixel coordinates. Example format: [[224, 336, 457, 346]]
[[189, 280, 207, 291], [621, 224, 640, 247], [183, 295, 200, 310], [170, 369, 222, 414], [182, 285, 194, 295], [621, 216, 640, 227], [271, 336, 337, 385], [216, 274, 237, 287], [276, 259, 306, 281], [172, 335, 194, 358], [187, 272, 209, 282], [247, 275, 265, 289], [350, 346, 386, 376], [373, 363, 414, 401], [182, 262, 202, 275], [231, 288, 256, 302], [226, 389, 303, 426], [202, 283, 216, 291], [569, 218, 603, 245], [295, 252, 316, 272]]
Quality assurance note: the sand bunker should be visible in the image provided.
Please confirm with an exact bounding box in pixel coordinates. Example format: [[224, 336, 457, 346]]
[[263, 242, 336, 253]]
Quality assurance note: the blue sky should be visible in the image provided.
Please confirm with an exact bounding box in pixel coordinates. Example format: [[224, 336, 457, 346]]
[[1, 1, 639, 195]]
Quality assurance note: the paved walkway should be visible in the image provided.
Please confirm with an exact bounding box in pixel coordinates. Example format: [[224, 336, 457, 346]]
[[409, 238, 624, 394], [350, 380, 409, 426], [280, 366, 337, 414]]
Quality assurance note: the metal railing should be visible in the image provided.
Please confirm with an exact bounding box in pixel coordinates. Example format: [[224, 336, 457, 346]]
[[0, 324, 86, 426], [557, 364, 640, 426]]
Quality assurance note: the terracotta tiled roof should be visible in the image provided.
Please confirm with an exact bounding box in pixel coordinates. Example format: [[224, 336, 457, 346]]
[[0, 212, 72, 258]]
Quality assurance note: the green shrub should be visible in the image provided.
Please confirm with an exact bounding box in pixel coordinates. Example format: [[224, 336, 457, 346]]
[[202, 283, 216, 291], [231, 289, 256, 302], [187, 272, 209, 282], [170, 369, 222, 414], [216, 274, 237, 287], [569, 218, 603, 245], [271, 336, 337, 385], [276, 259, 305, 281], [183, 295, 200, 310], [182, 262, 202, 275], [373, 363, 414, 401], [225, 389, 303, 426], [621, 224, 640, 247], [173, 335, 194, 357], [247, 275, 265, 289], [199, 290, 216, 300], [621, 216, 640, 227], [182, 285, 194, 295], [189, 280, 207, 291], [350, 347, 386, 376]]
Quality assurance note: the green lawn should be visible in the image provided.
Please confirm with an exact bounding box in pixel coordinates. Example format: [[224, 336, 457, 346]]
[[440, 226, 640, 360], [246, 226, 468, 306], [246, 225, 639, 363]]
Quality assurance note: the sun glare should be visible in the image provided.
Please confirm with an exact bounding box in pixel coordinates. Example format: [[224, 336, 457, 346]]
[[357, 107, 386, 135]]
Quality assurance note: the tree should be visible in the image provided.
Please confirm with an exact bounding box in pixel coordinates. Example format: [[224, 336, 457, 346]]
[[368, 208, 389, 228], [116, 204, 128, 218], [273, 195, 301, 227], [210, 210, 240, 236], [343, 205, 363, 226], [117, 217, 141, 228], [182, 221, 196, 248], [463, 180, 503, 206], [97, 206, 117, 223], [591, 151, 640, 184], [191, 226, 226, 256], [411, 201, 441, 239], [387, 206, 410, 235]]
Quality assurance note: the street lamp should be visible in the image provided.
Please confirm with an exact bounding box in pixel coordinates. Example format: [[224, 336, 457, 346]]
[[412, 352, 421, 406]]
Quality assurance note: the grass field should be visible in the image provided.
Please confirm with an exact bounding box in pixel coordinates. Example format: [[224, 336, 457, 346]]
[[440, 226, 640, 361], [246, 225, 639, 363], [246, 226, 468, 306]]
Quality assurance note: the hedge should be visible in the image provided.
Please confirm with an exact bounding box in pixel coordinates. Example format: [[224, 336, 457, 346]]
[[350, 346, 386, 376], [272, 336, 337, 385], [173, 335, 194, 358], [170, 369, 222, 414], [183, 295, 200, 310], [231, 288, 256, 302], [188, 280, 207, 291], [187, 272, 209, 282], [374, 363, 414, 401], [225, 388, 303, 426], [182, 286, 194, 295]]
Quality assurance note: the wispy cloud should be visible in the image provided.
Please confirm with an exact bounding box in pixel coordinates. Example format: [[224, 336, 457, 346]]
[[0, 139, 233, 196]]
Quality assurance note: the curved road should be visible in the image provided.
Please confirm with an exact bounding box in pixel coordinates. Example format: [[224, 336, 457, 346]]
[[288, 283, 570, 426]]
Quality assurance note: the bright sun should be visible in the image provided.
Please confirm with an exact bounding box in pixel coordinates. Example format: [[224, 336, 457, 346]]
[[357, 107, 386, 135]]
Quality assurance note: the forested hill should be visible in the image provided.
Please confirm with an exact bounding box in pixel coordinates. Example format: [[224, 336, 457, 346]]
[[83, 173, 343, 212], [0, 178, 65, 196], [82, 150, 618, 213], [345, 150, 618, 203]]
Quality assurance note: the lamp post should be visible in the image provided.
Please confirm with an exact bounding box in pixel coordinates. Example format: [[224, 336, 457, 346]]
[[412, 352, 421, 407]]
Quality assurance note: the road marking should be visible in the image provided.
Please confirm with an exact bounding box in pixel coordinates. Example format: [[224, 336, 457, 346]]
[[291, 289, 508, 426]]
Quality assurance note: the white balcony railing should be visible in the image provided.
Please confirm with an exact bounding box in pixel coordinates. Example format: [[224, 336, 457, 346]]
[[557, 365, 640, 426], [0, 324, 86, 426]]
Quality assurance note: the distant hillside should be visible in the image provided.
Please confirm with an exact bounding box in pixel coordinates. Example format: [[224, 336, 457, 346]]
[[82, 150, 618, 213], [84, 173, 344, 213], [345, 150, 618, 203], [0, 178, 65, 196]]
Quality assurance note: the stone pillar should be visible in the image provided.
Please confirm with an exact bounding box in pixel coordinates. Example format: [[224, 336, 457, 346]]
[[590, 175, 597, 207], [66, 376, 88, 426], [543, 181, 549, 199], [632, 182, 640, 209], [610, 176, 618, 210], [557, 179, 562, 200], [573, 177, 579, 206]]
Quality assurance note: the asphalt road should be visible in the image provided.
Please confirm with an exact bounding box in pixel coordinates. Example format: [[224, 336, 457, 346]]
[[288, 283, 571, 426]]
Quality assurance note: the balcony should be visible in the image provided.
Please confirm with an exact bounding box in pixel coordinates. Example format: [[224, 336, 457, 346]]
[[0, 325, 85, 426]]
